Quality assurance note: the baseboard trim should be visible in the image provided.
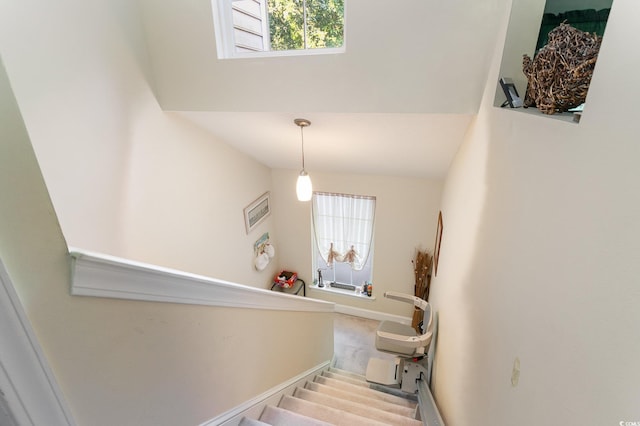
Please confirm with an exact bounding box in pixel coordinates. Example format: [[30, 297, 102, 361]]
[[335, 304, 412, 325], [202, 360, 331, 426]]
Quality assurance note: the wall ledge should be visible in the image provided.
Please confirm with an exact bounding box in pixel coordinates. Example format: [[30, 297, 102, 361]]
[[69, 248, 334, 313]]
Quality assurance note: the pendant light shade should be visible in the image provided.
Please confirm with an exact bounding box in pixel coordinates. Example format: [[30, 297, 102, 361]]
[[294, 118, 312, 201], [296, 170, 312, 201]]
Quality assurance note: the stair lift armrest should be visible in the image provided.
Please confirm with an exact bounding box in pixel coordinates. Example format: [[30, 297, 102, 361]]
[[376, 329, 434, 349], [384, 291, 428, 311]]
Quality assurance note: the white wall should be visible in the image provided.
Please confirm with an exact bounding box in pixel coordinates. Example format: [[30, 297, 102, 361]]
[[1, 0, 138, 254], [139, 0, 503, 114], [1, 52, 334, 426], [120, 109, 279, 286], [496, 0, 546, 104], [0, 0, 279, 286], [1, 0, 334, 423], [271, 169, 442, 317], [429, 1, 640, 424]]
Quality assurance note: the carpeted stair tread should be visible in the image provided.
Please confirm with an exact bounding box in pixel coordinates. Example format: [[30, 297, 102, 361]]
[[259, 405, 332, 426], [293, 387, 421, 426], [238, 417, 271, 426], [304, 381, 417, 418], [320, 371, 369, 387], [327, 367, 368, 382], [314, 375, 417, 408], [278, 395, 389, 426]]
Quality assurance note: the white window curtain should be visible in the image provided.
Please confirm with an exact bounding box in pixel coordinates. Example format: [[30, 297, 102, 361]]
[[312, 192, 376, 271]]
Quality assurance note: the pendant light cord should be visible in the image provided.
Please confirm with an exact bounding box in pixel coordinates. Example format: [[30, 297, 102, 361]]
[[300, 125, 306, 171], [294, 118, 311, 173]]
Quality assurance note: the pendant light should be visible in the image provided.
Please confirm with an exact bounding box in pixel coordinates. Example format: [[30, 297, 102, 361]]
[[294, 118, 312, 201]]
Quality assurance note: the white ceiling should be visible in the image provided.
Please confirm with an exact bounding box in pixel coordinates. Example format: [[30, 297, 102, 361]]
[[175, 112, 474, 179], [139, 0, 507, 179]]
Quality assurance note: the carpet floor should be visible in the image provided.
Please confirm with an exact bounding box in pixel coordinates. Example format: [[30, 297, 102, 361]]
[[332, 313, 399, 375]]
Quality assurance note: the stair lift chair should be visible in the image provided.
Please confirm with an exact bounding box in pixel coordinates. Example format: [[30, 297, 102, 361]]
[[365, 291, 434, 394]]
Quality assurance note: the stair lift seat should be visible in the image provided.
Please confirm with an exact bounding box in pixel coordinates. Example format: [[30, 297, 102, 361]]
[[366, 291, 434, 393], [375, 292, 434, 356]]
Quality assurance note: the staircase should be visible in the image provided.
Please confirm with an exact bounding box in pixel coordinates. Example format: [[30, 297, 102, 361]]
[[239, 367, 422, 426]]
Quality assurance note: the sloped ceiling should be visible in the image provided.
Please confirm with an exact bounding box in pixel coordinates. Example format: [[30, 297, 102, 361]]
[[138, 0, 507, 179]]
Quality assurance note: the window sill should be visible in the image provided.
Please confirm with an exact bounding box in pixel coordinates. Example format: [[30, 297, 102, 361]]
[[222, 46, 345, 60], [309, 284, 376, 301]]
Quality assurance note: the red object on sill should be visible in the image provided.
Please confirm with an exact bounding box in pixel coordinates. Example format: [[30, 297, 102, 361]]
[[274, 270, 298, 289]]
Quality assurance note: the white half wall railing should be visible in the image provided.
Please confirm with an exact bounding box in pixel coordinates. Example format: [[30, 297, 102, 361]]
[[69, 248, 334, 313]]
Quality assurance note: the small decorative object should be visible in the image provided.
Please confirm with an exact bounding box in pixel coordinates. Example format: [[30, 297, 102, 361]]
[[411, 249, 432, 333], [413, 250, 432, 300], [522, 23, 602, 115], [264, 243, 275, 258], [343, 245, 358, 266], [326, 242, 342, 266], [274, 270, 298, 289], [573, 111, 582, 123], [254, 252, 270, 271], [433, 211, 443, 277], [244, 191, 271, 234], [253, 232, 274, 271], [499, 77, 523, 108]]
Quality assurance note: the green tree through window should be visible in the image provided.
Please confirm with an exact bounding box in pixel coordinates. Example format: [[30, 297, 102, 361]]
[[268, 0, 344, 51]]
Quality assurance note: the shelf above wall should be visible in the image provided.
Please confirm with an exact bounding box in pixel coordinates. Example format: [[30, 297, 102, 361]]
[[494, 0, 613, 123], [497, 106, 580, 124]]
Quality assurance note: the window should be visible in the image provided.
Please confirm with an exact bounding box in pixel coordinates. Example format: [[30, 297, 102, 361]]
[[212, 0, 345, 59], [312, 192, 376, 287]]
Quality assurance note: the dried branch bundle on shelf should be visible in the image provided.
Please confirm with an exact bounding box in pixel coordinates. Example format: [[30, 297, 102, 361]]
[[413, 250, 432, 300], [522, 23, 602, 115], [411, 249, 432, 333]]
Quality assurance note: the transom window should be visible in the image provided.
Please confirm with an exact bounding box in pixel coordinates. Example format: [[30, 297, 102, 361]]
[[212, 0, 345, 59], [312, 192, 376, 287]]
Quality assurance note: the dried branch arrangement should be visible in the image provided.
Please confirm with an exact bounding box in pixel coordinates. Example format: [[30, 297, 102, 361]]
[[411, 249, 432, 333], [523, 23, 602, 114], [413, 250, 432, 300]]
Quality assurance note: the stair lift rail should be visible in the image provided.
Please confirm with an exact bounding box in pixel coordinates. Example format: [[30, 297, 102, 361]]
[[417, 372, 445, 426]]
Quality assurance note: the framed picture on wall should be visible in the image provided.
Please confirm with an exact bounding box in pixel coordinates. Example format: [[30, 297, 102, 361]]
[[433, 211, 443, 276], [244, 191, 271, 234]]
